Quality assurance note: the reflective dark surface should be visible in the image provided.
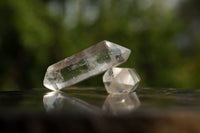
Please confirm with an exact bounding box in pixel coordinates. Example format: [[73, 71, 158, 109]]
[[43, 91, 140, 115], [1, 87, 200, 133], [0, 87, 200, 115]]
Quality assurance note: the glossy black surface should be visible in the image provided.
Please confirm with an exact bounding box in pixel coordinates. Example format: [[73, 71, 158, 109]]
[[0, 87, 200, 116]]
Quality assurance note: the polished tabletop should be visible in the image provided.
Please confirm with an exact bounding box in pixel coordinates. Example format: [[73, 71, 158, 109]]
[[1, 87, 200, 132], [1, 87, 200, 114]]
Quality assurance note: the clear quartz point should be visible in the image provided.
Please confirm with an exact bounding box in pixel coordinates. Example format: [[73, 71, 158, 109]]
[[103, 67, 140, 94], [43, 40, 131, 91]]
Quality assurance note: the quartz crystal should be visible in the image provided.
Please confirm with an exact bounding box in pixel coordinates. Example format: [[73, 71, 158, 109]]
[[103, 67, 140, 94], [43, 40, 131, 91]]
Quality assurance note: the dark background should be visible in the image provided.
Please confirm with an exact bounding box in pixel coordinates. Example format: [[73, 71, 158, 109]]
[[0, 0, 200, 90]]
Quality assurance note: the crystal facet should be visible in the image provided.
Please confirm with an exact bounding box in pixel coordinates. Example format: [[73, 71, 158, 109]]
[[103, 67, 140, 94], [43, 40, 131, 90]]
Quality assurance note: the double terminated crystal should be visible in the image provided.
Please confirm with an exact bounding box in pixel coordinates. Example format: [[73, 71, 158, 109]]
[[43, 40, 131, 91]]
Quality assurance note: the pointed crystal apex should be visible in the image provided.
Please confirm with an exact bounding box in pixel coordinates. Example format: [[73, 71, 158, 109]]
[[104, 40, 131, 63]]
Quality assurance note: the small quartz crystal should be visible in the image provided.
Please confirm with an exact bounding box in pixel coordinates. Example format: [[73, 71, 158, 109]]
[[103, 67, 140, 94], [43, 40, 131, 91]]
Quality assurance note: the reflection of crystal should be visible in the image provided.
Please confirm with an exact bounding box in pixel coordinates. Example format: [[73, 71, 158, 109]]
[[103, 67, 140, 94], [43, 91, 140, 115], [43, 91, 101, 114], [43, 91, 65, 112], [43, 40, 131, 91], [102, 92, 140, 115]]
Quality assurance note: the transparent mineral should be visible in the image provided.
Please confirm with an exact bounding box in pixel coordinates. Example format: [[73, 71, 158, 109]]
[[43, 40, 131, 91], [103, 67, 140, 94]]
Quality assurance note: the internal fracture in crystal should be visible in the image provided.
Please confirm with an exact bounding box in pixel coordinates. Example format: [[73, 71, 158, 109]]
[[43, 40, 131, 91], [103, 67, 140, 94]]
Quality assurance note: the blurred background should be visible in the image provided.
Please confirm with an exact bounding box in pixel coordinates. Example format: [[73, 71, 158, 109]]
[[0, 0, 200, 90]]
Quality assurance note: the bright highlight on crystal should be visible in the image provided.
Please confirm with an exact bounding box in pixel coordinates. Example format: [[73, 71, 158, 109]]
[[103, 67, 141, 94], [43, 40, 131, 91]]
